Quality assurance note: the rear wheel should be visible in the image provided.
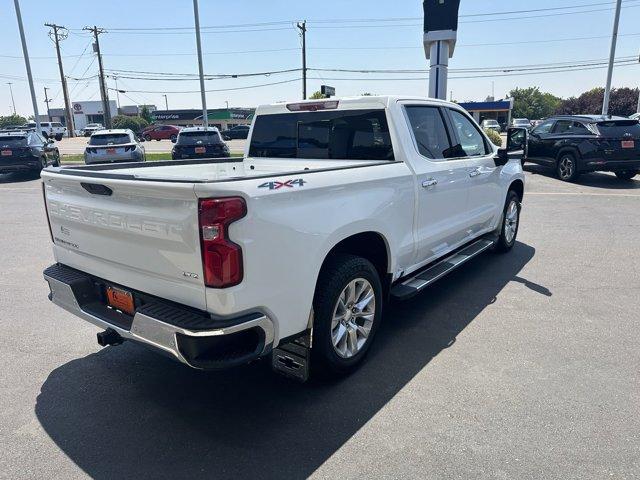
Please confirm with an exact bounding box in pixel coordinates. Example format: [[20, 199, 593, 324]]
[[311, 254, 383, 376], [170, 134, 177, 142], [52, 150, 60, 167], [54, 134, 63, 141], [615, 170, 638, 181], [556, 153, 580, 182], [144, 134, 151, 142], [493, 190, 521, 253]]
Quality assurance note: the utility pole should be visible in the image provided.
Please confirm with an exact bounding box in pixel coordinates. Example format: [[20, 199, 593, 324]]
[[297, 21, 307, 100], [602, 0, 622, 115], [83, 26, 111, 128], [45, 23, 75, 136], [113, 76, 121, 110], [44, 87, 52, 121], [13, 0, 40, 134], [7, 83, 16, 114], [192, 0, 208, 128], [163, 94, 168, 110]]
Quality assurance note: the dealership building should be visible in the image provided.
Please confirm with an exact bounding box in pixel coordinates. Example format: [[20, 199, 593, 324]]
[[457, 98, 514, 128], [151, 108, 255, 130]]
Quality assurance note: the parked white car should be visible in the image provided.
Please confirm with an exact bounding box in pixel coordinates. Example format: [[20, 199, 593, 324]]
[[25, 121, 67, 140], [84, 129, 145, 164], [42, 96, 527, 381], [481, 119, 502, 132], [512, 118, 532, 129], [82, 123, 104, 137]]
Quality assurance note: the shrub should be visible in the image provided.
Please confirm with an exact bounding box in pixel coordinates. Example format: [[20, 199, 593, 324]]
[[111, 115, 149, 135], [484, 128, 503, 147]]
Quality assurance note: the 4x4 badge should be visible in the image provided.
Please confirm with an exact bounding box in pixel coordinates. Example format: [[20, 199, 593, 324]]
[[258, 179, 306, 190]]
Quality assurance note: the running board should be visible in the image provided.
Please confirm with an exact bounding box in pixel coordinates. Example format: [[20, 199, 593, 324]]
[[391, 238, 495, 300]]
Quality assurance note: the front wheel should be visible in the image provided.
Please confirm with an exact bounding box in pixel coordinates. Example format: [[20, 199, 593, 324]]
[[615, 170, 638, 181], [54, 134, 63, 141], [493, 191, 521, 253], [311, 254, 383, 376], [170, 134, 177, 142], [557, 153, 580, 182]]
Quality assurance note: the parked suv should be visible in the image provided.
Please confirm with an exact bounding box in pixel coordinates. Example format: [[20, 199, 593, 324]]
[[142, 124, 181, 142], [221, 124, 250, 140], [82, 123, 104, 137], [84, 129, 145, 164], [524, 115, 640, 181], [171, 126, 230, 160], [0, 131, 59, 174]]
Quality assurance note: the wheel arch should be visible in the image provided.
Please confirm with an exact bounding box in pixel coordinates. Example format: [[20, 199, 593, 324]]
[[509, 179, 524, 201], [556, 146, 581, 164]]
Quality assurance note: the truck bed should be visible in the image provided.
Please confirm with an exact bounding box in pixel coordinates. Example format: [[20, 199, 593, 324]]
[[47, 157, 387, 183]]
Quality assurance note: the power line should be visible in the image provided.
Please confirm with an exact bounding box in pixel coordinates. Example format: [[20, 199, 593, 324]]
[[108, 77, 301, 94]]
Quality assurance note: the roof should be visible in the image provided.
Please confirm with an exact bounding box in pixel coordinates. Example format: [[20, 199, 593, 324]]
[[550, 114, 632, 122], [90, 129, 132, 135], [179, 126, 220, 133]]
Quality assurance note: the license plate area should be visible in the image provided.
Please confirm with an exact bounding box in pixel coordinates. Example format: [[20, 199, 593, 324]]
[[621, 140, 635, 149], [195, 147, 206, 154], [1, 150, 12, 156], [106, 148, 117, 154], [106, 286, 135, 316]]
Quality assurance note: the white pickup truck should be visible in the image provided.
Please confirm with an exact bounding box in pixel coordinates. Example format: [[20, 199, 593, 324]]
[[42, 96, 527, 381]]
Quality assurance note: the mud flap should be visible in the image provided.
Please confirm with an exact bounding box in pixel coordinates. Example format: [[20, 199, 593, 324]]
[[271, 330, 311, 382]]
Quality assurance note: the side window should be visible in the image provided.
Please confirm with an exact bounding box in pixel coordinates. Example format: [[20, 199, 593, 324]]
[[532, 120, 554, 135], [570, 122, 591, 135], [449, 109, 489, 157], [553, 120, 572, 134], [405, 106, 452, 160]]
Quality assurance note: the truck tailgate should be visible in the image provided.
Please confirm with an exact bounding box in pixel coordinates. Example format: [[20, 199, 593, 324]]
[[42, 173, 206, 310]]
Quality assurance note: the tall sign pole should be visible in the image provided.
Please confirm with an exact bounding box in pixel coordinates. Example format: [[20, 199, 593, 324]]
[[193, 0, 208, 128], [602, 0, 622, 115], [423, 0, 460, 100], [13, 0, 41, 134]]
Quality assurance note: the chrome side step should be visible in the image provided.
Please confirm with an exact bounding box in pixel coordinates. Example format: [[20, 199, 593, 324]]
[[391, 238, 495, 300]]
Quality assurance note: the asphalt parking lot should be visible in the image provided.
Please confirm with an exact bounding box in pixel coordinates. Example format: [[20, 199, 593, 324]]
[[54, 136, 247, 155], [1, 165, 639, 479]]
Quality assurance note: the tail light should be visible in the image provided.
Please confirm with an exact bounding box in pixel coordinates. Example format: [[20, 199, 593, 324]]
[[286, 100, 339, 111], [198, 197, 247, 288]]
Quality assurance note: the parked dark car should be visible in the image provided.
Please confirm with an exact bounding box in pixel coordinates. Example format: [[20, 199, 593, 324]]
[[524, 115, 640, 181], [0, 131, 60, 175], [171, 126, 230, 160], [142, 124, 181, 142], [221, 124, 250, 140]]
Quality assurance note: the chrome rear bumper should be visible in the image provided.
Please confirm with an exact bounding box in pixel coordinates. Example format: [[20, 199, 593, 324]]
[[44, 263, 274, 369]]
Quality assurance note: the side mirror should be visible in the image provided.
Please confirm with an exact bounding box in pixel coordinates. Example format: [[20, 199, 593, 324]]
[[494, 127, 528, 166]]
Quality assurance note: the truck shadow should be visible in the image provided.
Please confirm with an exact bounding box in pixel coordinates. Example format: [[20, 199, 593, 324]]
[[0, 171, 40, 184], [524, 164, 640, 189], [35, 242, 540, 480]]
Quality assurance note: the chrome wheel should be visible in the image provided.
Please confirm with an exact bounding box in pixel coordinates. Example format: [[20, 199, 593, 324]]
[[558, 155, 575, 180], [331, 278, 375, 358], [504, 200, 519, 244]]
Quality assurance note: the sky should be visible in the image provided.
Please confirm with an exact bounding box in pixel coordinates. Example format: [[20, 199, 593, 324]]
[[1, 0, 639, 117]]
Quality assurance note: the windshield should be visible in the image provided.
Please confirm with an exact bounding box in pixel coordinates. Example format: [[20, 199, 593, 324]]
[[514, 119, 529, 124], [89, 134, 131, 145], [178, 131, 222, 145], [249, 109, 394, 160], [595, 120, 640, 138], [0, 136, 28, 147]]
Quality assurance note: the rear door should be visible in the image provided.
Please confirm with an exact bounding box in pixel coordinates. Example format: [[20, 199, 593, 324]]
[[43, 174, 207, 309], [402, 103, 474, 265], [446, 107, 502, 236]]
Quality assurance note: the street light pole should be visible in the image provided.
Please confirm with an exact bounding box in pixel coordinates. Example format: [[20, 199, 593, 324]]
[[7, 83, 16, 115], [12, 0, 40, 134], [192, 0, 208, 129], [163, 94, 168, 110], [602, 0, 622, 115]]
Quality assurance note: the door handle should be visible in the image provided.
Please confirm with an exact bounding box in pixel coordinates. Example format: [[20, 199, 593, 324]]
[[468, 168, 481, 178], [422, 178, 438, 188]]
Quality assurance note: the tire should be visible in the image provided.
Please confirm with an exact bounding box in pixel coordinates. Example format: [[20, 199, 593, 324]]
[[36, 156, 47, 174], [54, 134, 63, 141], [311, 254, 383, 376], [493, 190, 521, 253], [615, 170, 638, 181], [556, 152, 580, 182], [52, 150, 60, 167], [144, 134, 151, 142], [170, 134, 177, 142]]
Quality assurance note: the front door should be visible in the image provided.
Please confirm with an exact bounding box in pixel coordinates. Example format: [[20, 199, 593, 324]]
[[446, 108, 502, 236], [528, 119, 556, 164], [403, 104, 474, 267]]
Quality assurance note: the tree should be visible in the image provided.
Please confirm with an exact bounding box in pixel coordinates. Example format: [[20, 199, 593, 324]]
[[556, 87, 639, 117], [139, 105, 153, 123], [0, 114, 27, 128], [509, 87, 561, 120], [309, 91, 325, 99], [111, 115, 149, 135]]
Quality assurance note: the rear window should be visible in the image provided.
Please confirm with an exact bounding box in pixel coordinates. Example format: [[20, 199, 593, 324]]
[[89, 134, 131, 145], [0, 136, 27, 147], [248, 109, 394, 160], [178, 131, 222, 145], [595, 120, 640, 137]]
